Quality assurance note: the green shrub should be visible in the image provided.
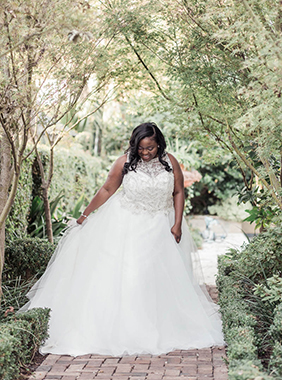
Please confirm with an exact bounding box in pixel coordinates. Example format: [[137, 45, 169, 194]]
[[271, 302, 282, 336], [27, 193, 69, 241], [269, 342, 282, 378], [221, 303, 257, 332], [0, 308, 50, 380], [191, 153, 247, 214], [219, 226, 282, 284], [226, 326, 257, 361], [254, 276, 282, 305], [0, 278, 36, 320], [216, 226, 282, 379], [37, 145, 107, 215], [268, 302, 282, 363], [3, 237, 55, 281], [228, 360, 273, 380], [5, 156, 34, 241]]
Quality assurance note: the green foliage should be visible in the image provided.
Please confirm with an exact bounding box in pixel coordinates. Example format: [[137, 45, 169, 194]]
[[191, 154, 246, 214], [0, 0, 116, 237], [244, 206, 281, 231], [71, 194, 85, 219], [38, 145, 108, 215], [226, 326, 257, 362], [222, 226, 282, 284], [27, 194, 68, 240], [228, 360, 273, 380], [217, 223, 282, 378], [238, 186, 281, 230], [3, 237, 55, 281], [5, 157, 34, 241], [254, 276, 282, 304], [6, 145, 108, 243], [269, 303, 282, 342], [0, 278, 36, 319], [269, 342, 282, 378], [217, 258, 273, 378], [0, 308, 50, 380], [102, 0, 282, 210]]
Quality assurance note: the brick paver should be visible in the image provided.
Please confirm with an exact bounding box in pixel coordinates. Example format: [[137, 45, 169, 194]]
[[28, 287, 228, 380], [28, 347, 227, 380]]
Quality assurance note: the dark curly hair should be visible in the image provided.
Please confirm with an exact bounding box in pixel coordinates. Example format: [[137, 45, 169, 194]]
[[122, 122, 172, 175]]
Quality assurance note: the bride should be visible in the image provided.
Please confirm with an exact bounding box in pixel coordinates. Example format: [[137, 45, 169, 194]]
[[21, 122, 225, 356]]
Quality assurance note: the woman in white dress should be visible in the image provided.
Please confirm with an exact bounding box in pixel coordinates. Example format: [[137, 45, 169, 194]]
[[21, 122, 225, 356]]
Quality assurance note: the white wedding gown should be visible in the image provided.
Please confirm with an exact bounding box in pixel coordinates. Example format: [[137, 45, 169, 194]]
[[21, 155, 225, 356]]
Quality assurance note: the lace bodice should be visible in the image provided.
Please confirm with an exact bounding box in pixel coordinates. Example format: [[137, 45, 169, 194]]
[[120, 154, 174, 215]]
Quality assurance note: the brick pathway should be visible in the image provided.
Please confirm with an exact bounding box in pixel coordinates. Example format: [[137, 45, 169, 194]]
[[29, 346, 227, 380], [28, 287, 228, 380]]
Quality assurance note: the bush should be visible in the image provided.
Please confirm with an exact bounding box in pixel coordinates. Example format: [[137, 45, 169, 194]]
[[0, 308, 50, 380], [228, 360, 273, 380], [37, 145, 107, 215], [0, 278, 37, 320], [269, 342, 282, 378], [226, 326, 257, 362], [190, 153, 248, 214], [269, 303, 282, 340], [216, 225, 282, 379], [5, 156, 34, 241], [220, 225, 282, 284], [3, 237, 55, 281]]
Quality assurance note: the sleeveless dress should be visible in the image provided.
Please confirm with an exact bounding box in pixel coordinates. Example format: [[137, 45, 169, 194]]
[[21, 154, 225, 356]]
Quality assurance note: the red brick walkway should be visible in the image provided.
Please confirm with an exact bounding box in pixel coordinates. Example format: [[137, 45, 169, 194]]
[[29, 347, 227, 380], [28, 287, 228, 380]]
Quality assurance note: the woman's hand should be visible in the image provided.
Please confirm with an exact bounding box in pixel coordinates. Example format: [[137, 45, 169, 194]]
[[171, 224, 182, 244], [76, 215, 87, 225]]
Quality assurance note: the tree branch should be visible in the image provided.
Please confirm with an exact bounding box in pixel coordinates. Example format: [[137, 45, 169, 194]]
[[0, 27, 54, 60], [0, 116, 18, 173], [192, 93, 251, 189], [0, 170, 20, 230], [124, 36, 172, 101], [226, 121, 282, 209]]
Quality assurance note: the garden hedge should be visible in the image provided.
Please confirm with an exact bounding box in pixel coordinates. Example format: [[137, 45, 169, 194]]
[[3, 237, 55, 281], [0, 307, 50, 380], [216, 225, 282, 379]]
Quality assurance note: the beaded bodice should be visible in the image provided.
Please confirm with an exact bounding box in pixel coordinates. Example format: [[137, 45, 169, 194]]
[[120, 154, 174, 215]]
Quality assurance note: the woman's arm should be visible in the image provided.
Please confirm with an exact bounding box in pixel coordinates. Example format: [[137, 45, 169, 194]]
[[76, 155, 127, 224], [167, 153, 185, 243]]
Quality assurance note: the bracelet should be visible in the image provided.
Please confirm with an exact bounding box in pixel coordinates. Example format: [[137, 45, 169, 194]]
[[81, 214, 88, 218]]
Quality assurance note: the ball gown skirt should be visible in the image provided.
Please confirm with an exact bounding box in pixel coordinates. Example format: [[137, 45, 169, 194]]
[[21, 192, 225, 357]]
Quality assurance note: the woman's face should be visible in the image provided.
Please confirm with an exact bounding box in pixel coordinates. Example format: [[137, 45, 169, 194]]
[[138, 137, 158, 162]]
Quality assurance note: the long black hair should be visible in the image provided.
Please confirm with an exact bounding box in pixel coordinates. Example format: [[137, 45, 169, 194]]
[[122, 122, 172, 175]]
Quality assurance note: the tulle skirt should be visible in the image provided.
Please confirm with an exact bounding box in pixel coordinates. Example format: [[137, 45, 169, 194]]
[[21, 193, 225, 356]]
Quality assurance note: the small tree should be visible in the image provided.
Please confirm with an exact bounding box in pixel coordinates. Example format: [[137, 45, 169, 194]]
[[101, 0, 282, 214], [0, 0, 116, 295], [32, 88, 114, 243]]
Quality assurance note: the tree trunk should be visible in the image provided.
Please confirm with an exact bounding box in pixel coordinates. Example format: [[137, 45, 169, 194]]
[[0, 225, 5, 298], [34, 148, 54, 244], [42, 185, 53, 244], [0, 131, 14, 297]]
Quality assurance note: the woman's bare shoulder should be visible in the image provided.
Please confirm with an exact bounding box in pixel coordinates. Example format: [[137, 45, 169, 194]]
[[110, 154, 127, 171], [166, 153, 180, 167], [116, 154, 127, 164]]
